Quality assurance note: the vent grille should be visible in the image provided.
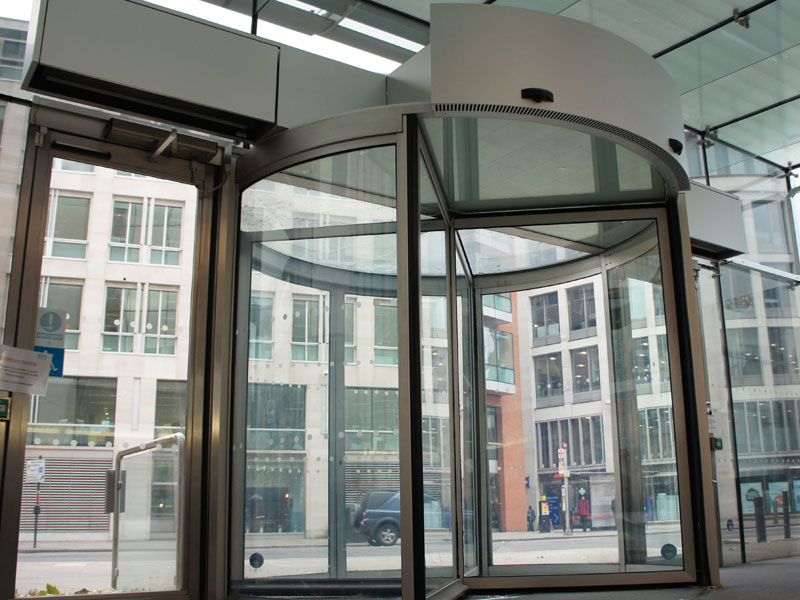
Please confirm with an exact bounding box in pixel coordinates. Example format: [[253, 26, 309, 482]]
[[20, 456, 111, 531], [433, 103, 690, 190]]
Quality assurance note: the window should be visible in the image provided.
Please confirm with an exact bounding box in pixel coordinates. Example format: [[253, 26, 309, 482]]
[[633, 337, 652, 394], [40, 279, 82, 350], [571, 345, 600, 402], [484, 328, 514, 384], [427, 346, 449, 403], [374, 301, 398, 365], [567, 283, 596, 339], [762, 263, 794, 318], [752, 199, 789, 254], [103, 285, 177, 354], [534, 352, 563, 407], [483, 293, 512, 313], [292, 298, 320, 361], [249, 295, 273, 360], [247, 383, 306, 451], [424, 296, 448, 339], [144, 289, 177, 355], [344, 300, 355, 364], [110, 200, 143, 262], [422, 416, 442, 466], [45, 192, 90, 259], [656, 334, 671, 392], [109, 200, 183, 265], [54, 158, 95, 173], [1, 27, 26, 81], [487, 406, 500, 462], [727, 327, 763, 386], [103, 287, 137, 352], [531, 291, 559, 346], [154, 380, 187, 436], [720, 265, 755, 319], [768, 327, 800, 385], [150, 204, 183, 265], [344, 387, 399, 452], [27, 377, 116, 447], [538, 415, 603, 468], [639, 408, 675, 461]]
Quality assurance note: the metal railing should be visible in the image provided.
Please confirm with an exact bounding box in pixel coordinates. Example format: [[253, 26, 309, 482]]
[[111, 432, 184, 589]]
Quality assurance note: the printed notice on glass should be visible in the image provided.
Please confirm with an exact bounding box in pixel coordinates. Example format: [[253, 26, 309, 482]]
[[0, 344, 52, 396]]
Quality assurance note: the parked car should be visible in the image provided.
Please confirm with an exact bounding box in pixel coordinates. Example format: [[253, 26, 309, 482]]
[[354, 490, 452, 546], [355, 490, 401, 546]]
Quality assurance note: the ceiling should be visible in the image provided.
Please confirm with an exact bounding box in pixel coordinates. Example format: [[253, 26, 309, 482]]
[[212, 0, 800, 175]]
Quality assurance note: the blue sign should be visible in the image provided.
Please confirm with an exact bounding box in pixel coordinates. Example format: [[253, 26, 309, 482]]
[[546, 493, 561, 526], [727, 519, 734, 532], [34, 346, 64, 378], [39, 311, 63, 333]]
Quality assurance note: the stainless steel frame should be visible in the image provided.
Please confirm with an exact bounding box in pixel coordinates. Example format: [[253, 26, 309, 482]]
[[0, 99, 222, 600]]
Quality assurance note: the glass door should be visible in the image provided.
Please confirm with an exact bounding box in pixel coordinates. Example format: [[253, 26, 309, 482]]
[[231, 146, 401, 592], [9, 135, 206, 597], [459, 218, 688, 575]]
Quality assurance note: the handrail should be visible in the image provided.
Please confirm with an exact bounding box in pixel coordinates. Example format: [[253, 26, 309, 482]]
[[111, 432, 185, 590]]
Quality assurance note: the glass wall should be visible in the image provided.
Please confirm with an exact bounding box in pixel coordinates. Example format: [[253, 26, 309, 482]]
[[690, 132, 799, 565], [15, 159, 198, 595]]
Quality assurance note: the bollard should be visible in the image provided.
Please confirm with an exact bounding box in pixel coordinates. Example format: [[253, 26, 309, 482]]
[[783, 491, 791, 539], [753, 496, 767, 543]]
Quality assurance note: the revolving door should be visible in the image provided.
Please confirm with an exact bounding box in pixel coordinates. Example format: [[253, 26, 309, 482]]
[[229, 109, 700, 597]]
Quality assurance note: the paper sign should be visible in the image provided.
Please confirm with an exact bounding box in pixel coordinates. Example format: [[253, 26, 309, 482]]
[[0, 344, 52, 396], [26, 459, 46, 483]]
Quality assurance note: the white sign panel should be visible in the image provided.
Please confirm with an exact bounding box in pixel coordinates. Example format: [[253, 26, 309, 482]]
[[26, 459, 46, 483], [0, 344, 52, 396]]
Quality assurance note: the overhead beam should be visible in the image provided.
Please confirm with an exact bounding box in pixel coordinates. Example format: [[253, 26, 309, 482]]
[[652, 0, 779, 58], [708, 92, 800, 131]]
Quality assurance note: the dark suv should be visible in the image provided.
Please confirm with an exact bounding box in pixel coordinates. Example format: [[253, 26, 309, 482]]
[[355, 490, 401, 546]]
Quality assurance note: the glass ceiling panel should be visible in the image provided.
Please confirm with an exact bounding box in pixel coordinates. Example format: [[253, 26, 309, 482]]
[[713, 101, 800, 160], [657, 0, 800, 94], [532, 0, 748, 55], [762, 140, 800, 168], [680, 44, 800, 130], [705, 138, 785, 179]]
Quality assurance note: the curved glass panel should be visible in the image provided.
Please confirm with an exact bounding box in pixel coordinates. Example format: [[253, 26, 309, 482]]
[[472, 219, 684, 572], [232, 146, 401, 593], [420, 117, 662, 212]]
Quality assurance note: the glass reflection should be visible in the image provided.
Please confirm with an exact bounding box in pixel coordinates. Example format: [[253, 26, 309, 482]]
[[234, 147, 400, 590]]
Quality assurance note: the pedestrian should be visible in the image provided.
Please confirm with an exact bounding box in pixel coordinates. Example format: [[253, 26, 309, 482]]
[[578, 495, 591, 532], [527, 504, 536, 532]]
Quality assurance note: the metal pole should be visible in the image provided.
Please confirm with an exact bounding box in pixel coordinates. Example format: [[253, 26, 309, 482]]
[[33, 480, 40, 549]]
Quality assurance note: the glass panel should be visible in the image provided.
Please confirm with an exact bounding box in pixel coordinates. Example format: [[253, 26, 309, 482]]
[[233, 146, 399, 590], [482, 269, 620, 568], [608, 233, 682, 569], [421, 231, 455, 590], [17, 162, 197, 595], [421, 117, 663, 213]]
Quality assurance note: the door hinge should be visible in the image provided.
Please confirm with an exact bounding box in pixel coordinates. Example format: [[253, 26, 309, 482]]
[[33, 127, 48, 147]]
